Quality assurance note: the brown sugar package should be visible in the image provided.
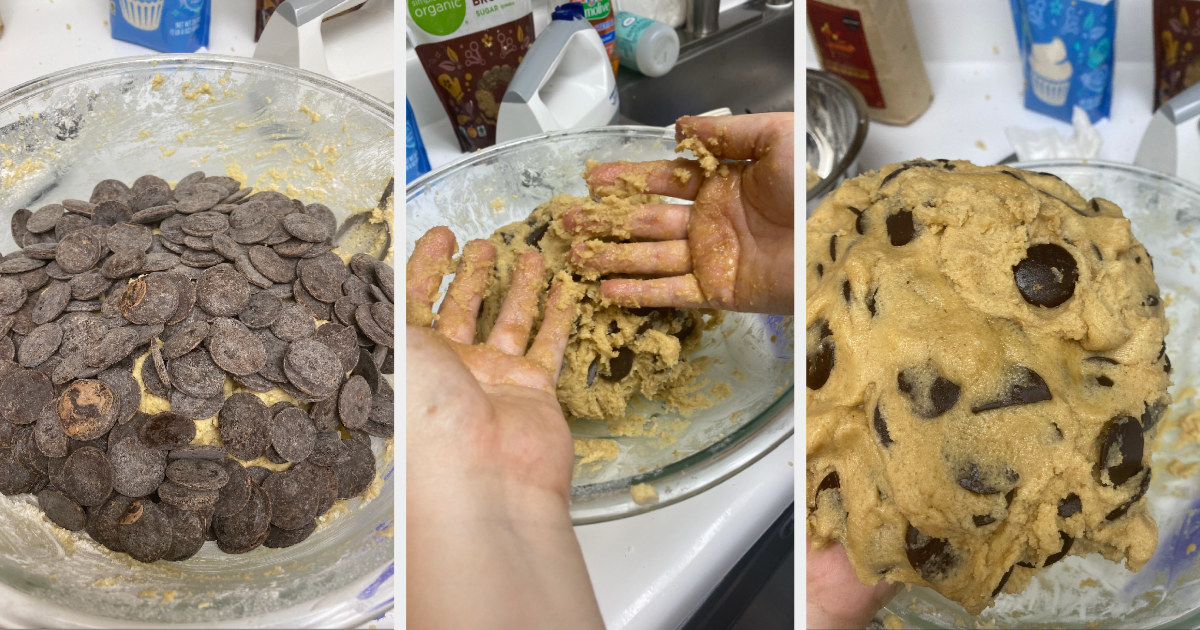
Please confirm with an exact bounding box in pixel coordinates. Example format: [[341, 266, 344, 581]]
[[407, 0, 535, 152]]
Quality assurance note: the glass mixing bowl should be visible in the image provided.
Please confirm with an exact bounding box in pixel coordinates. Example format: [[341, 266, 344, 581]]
[[406, 126, 795, 524], [0, 55, 393, 627], [882, 160, 1200, 629]]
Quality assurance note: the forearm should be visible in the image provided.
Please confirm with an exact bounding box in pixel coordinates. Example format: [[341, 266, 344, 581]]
[[408, 477, 605, 630]]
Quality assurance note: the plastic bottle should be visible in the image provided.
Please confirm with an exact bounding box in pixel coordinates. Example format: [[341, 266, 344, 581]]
[[614, 11, 679, 77], [571, 0, 619, 75]]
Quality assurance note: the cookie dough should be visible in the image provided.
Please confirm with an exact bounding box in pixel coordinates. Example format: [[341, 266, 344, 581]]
[[477, 194, 721, 421], [805, 160, 1171, 614]]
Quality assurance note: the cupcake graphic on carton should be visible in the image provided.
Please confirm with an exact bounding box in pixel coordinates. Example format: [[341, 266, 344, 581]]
[[119, 0, 164, 31], [111, 0, 210, 52], [1030, 37, 1072, 106], [1010, 0, 1114, 123]]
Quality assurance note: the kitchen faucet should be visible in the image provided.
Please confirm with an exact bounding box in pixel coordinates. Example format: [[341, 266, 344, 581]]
[[688, 0, 721, 39]]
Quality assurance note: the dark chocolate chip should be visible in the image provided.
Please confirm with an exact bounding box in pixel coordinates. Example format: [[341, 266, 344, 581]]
[[972, 514, 996, 527], [138, 412, 197, 450], [886, 210, 916, 246], [817, 471, 840, 494], [1014, 244, 1078, 308], [905, 523, 956, 581], [38, 487, 86, 531], [586, 358, 599, 386], [269, 406, 316, 463], [806, 320, 835, 390], [956, 462, 1019, 495], [991, 565, 1014, 598], [873, 405, 892, 447], [214, 482, 272, 554], [897, 367, 960, 419], [1098, 415, 1143, 487], [603, 347, 635, 381], [1141, 400, 1166, 433], [212, 458, 251, 517], [57, 379, 118, 441], [60, 445, 114, 506], [1042, 531, 1074, 567], [525, 222, 550, 247], [1058, 493, 1081, 517], [1105, 469, 1152, 520], [118, 499, 173, 563], [971, 366, 1051, 413], [1096, 375, 1114, 387], [218, 393, 271, 461]]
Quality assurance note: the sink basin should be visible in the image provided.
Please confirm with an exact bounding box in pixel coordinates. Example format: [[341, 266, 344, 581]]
[[616, 2, 794, 126]]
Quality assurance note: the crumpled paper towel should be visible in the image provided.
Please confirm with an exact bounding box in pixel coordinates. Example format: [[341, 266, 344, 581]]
[[1005, 106, 1102, 161]]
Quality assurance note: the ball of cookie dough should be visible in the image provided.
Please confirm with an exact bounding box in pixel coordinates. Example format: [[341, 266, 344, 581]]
[[805, 160, 1171, 614]]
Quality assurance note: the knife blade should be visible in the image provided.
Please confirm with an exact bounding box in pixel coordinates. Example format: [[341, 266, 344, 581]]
[[1134, 81, 1200, 175]]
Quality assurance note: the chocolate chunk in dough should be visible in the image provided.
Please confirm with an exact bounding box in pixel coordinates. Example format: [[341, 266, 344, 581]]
[[1014, 244, 1078, 308], [1098, 415, 1144, 487], [905, 524, 957, 581], [887, 210, 917, 246], [971, 366, 1052, 413], [807, 320, 834, 390], [897, 366, 960, 419]]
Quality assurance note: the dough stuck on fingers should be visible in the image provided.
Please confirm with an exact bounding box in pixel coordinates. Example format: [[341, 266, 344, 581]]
[[478, 195, 722, 421], [806, 160, 1171, 614]]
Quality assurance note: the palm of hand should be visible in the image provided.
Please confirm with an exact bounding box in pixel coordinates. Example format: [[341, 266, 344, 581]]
[[688, 138, 794, 312], [449, 341, 575, 499]]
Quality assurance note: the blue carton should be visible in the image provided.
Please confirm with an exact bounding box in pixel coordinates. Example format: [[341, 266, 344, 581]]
[[406, 99, 431, 183], [1010, 0, 1116, 123], [111, 0, 211, 53]]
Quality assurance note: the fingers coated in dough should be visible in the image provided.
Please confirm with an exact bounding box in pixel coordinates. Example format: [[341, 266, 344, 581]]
[[585, 159, 704, 200], [435, 239, 495, 345], [405, 226, 457, 327], [568, 240, 692, 276], [526, 276, 577, 376], [486, 250, 546, 355], [561, 203, 691, 241], [599, 275, 708, 310]]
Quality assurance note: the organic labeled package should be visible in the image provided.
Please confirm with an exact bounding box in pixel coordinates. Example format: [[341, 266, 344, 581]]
[[407, 0, 536, 152], [1010, 0, 1115, 123]]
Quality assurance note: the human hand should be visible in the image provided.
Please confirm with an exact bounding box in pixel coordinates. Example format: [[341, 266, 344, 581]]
[[406, 226, 604, 630], [406, 225, 577, 499], [807, 537, 901, 629], [563, 113, 794, 315]]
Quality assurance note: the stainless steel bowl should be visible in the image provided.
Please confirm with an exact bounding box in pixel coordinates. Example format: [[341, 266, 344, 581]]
[[0, 55, 393, 628], [806, 68, 868, 216]]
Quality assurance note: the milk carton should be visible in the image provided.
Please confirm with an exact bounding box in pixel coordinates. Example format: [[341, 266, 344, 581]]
[[1010, 0, 1115, 123]]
